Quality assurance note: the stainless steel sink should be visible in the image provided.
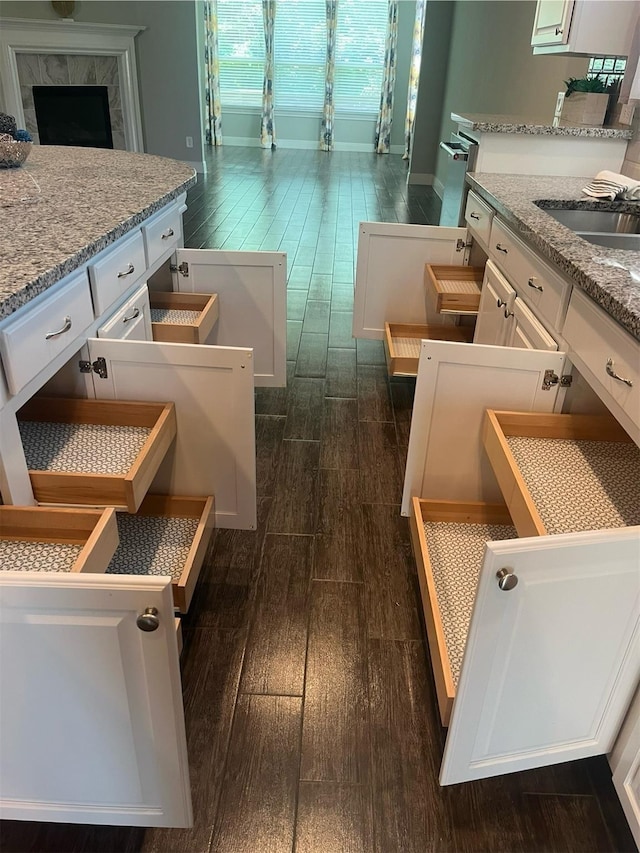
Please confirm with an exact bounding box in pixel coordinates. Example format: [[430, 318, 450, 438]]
[[575, 232, 640, 251], [541, 208, 640, 234]]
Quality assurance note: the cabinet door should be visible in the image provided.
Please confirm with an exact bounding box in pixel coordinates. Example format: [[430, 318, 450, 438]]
[[531, 0, 573, 45], [473, 260, 515, 346], [173, 249, 286, 387], [353, 222, 469, 339], [508, 297, 558, 351], [0, 573, 192, 827], [440, 527, 640, 784], [401, 339, 567, 515], [611, 686, 640, 848], [86, 338, 256, 530]]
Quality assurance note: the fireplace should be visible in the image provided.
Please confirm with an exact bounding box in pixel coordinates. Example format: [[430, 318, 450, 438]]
[[33, 85, 114, 148]]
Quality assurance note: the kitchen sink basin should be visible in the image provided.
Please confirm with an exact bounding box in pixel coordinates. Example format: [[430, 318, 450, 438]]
[[540, 207, 640, 234], [576, 232, 640, 251]]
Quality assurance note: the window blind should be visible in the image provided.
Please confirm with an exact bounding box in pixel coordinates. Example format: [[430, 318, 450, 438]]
[[275, 0, 326, 112], [334, 0, 388, 114], [217, 0, 264, 108]]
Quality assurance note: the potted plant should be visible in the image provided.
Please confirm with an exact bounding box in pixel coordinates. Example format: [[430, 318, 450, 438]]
[[560, 75, 609, 126]]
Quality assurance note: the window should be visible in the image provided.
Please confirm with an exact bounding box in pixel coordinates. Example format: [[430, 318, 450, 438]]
[[217, 0, 264, 108], [588, 56, 626, 88], [217, 0, 388, 114]]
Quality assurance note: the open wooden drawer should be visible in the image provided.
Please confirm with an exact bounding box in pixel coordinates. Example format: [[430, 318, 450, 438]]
[[149, 291, 219, 344], [409, 498, 516, 726], [483, 411, 640, 538], [384, 322, 474, 377], [105, 494, 215, 613], [424, 265, 484, 316], [17, 397, 177, 513], [0, 506, 119, 574]]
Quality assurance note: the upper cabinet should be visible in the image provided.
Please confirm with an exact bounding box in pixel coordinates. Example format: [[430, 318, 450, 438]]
[[531, 0, 638, 56]]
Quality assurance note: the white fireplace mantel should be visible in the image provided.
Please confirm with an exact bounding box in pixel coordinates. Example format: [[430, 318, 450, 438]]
[[0, 18, 145, 152]]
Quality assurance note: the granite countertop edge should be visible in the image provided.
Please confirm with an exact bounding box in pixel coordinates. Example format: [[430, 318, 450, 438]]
[[452, 113, 633, 139], [0, 174, 197, 322], [466, 173, 640, 341]]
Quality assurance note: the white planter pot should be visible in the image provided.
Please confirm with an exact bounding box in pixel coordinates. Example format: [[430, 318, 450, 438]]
[[560, 92, 609, 127]]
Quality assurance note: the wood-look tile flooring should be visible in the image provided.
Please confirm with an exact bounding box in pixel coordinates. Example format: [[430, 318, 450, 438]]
[[1, 147, 635, 853]]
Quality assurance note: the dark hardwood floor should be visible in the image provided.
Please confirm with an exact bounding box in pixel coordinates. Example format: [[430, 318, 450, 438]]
[[1, 147, 635, 853]]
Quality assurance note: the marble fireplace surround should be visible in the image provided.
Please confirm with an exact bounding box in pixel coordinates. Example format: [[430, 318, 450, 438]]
[[0, 18, 145, 152]]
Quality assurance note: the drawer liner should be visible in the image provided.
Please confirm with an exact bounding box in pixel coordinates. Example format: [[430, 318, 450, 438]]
[[0, 540, 82, 572], [506, 436, 640, 534], [19, 421, 151, 475], [423, 520, 516, 687], [107, 514, 200, 580], [150, 308, 201, 325], [390, 336, 422, 358]]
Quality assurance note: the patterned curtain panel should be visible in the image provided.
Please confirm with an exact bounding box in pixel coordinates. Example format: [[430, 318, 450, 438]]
[[204, 0, 223, 146], [260, 0, 277, 149], [320, 0, 338, 151], [403, 0, 426, 160], [374, 0, 399, 154]]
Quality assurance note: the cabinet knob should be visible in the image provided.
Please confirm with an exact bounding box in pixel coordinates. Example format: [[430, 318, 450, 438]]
[[496, 568, 518, 591], [136, 607, 160, 632]]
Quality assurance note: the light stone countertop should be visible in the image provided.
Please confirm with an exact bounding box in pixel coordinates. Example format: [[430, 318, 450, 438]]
[[0, 146, 197, 322], [466, 173, 640, 340], [452, 112, 633, 139]]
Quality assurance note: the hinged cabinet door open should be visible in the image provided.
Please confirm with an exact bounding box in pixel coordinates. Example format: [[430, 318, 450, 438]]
[[172, 249, 286, 387], [353, 222, 469, 340], [86, 337, 257, 530], [0, 573, 192, 827], [440, 527, 640, 784], [401, 339, 568, 515]]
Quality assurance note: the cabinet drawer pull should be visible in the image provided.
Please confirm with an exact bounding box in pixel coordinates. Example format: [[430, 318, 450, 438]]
[[504, 308, 514, 319], [122, 307, 140, 324], [117, 263, 135, 279], [606, 358, 633, 388], [470, 212, 480, 220], [527, 277, 543, 292], [497, 298, 507, 308], [161, 228, 175, 240], [45, 316, 72, 340], [555, 26, 563, 35], [496, 243, 508, 254]]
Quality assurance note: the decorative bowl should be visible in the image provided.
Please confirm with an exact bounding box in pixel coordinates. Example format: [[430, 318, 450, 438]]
[[0, 136, 32, 169]]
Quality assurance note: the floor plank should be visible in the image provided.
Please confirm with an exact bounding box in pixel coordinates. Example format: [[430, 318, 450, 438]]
[[267, 439, 320, 535], [284, 377, 325, 441], [296, 332, 329, 377], [357, 364, 394, 423], [320, 397, 359, 470], [210, 695, 302, 853], [256, 415, 286, 496], [325, 347, 357, 399], [357, 421, 403, 505], [295, 782, 373, 853], [239, 533, 313, 696]]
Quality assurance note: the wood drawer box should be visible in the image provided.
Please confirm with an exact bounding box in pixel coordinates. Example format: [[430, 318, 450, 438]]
[[88, 230, 147, 317], [563, 289, 640, 436], [424, 264, 483, 315], [17, 397, 177, 513], [489, 219, 570, 332], [150, 292, 219, 344], [483, 410, 639, 539], [106, 494, 214, 613], [0, 271, 94, 396], [409, 497, 516, 726], [464, 190, 493, 246], [142, 205, 182, 268], [0, 506, 119, 575], [384, 322, 474, 377], [97, 284, 152, 342]]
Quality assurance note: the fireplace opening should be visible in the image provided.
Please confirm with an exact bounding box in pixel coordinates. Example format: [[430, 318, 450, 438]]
[[33, 85, 113, 148]]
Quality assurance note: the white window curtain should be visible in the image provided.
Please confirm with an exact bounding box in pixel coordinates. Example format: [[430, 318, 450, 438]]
[[260, 0, 276, 148], [375, 0, 399, 154]]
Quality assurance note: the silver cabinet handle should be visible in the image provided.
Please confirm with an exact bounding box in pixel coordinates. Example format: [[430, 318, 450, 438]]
[[504, 308, 514, 319], [497, 298, 507, 308], [555, 27, 563, 35], [527, 277, 543, 292], [496, 243, 508, 254], [117, 263, 135, 279], [606, 358, 633, 387], [496, 568, 518, 591], [45, 316, 72, 340], [122, 308, 140, 324], [470, 212, 480, 220], [161, 228, 175, 239]]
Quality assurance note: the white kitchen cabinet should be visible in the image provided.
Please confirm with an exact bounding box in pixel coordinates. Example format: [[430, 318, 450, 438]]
[[611, 686, 640, 850], [0, 572, 192, 827], [508, 297, 559, 351], [404, 339, 640, 785], [472, 260, 515, 346], [97, 283, 152, 342], [531, 0, 637, 56]]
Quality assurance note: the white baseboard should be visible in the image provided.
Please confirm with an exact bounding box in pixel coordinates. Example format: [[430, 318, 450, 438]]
[[434, 177, 444, 198], [407, 172, 434, 185], [218, 137, 405, 154]]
